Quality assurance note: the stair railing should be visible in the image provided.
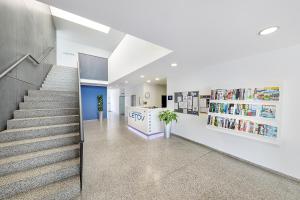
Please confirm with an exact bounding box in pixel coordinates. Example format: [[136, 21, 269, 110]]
[[77, 60, 84, 190], [0, 47, 54, 80]]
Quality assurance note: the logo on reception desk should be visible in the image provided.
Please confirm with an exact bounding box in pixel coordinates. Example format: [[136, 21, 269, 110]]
[[129, 112, 145, 121]]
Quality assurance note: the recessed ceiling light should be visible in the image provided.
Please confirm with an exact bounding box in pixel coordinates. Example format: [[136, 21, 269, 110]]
[[125, 81, 128, 84], [171, 63, 178, 67], [50, 6, 110, 34], [258, 26, 279, 36], [140, 75, 145, 78], [146, 80, 151, 83], [155, 78, 160, 81]]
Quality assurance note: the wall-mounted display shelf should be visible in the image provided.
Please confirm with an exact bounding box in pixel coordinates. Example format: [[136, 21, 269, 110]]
[[207, 87, 280, 144]]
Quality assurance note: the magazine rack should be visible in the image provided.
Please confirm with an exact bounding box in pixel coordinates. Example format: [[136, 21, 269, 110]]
[[207, 87, 280, 145]]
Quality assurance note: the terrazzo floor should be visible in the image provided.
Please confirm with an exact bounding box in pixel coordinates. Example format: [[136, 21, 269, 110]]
[[77, 115, 300, 200]]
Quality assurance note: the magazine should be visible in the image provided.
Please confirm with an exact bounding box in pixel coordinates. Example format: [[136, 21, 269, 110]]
[[259, 105, 276, 119], [244, 88, 253, 100], [254, 87, 280, 101], [264, 125, 278, 138], [227, 104, 235, 114], [207, 115, 278, 138], [211, 87, 279, 101]]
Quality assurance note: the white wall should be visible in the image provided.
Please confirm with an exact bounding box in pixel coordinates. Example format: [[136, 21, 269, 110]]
[[124, 83, 167, 116], [56, 32, 111, 68], [167, 44, 300, 180], [144, 84, 167, 107], [108, 34, 172, 83]]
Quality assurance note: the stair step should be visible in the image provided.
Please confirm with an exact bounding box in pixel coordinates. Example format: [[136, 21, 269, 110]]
[[0, 144, 79, 176], [48, 71, 77, 74], [0, 123, 79, 144], [40, 87, 77, 92], [42, 82, 77, 87], [45, 76, 77, 81], [43, 81, 78, 87], [41, 87, 77, 91], [7, 176, 80, 200], [42, 84, 77, 88], [7, 115, 79, 129], [0, 133, 80, 159], [0, 123, 79, 142], [0, 159, 80, 199], [24, 95, 78, 102], [52, 65, 77, 70], [20, 101, 79, 109], [14, 108, 79, 119], [28, 90, 78, 97]]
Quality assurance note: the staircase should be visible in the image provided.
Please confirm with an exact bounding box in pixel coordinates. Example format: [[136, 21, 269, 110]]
[[0, 65, 81, 200]]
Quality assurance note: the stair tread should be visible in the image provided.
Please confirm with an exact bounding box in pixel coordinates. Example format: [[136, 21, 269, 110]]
[[1, 123, 79, 133], [21, 101, 79, 104], [9, 115, 79, 122], [7, 175, 80, 200], [16, 108, 79, 112], [0, 133, 79, 148], [0, 144, 79, 165], [0, 158, 79, 186], [28, 90, 78, 94]]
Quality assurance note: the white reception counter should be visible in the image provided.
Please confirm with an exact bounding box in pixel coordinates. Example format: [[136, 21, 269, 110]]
[[128, 107, 166, 138]]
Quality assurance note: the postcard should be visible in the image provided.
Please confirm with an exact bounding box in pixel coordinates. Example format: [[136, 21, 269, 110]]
[[174, 103, 179, 110], [187, 96, 193, 110], [192, 96, 199, 112]]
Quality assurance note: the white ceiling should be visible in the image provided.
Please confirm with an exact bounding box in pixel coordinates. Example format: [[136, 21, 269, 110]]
[[40, 0, 300, 87], [53, 16, 125, 53]]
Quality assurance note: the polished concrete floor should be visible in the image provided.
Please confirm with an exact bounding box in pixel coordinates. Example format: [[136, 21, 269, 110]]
[[77, 115, 300, 200]]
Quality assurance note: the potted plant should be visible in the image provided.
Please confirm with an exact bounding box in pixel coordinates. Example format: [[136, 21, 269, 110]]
[[159, 110, 178, 138], [97, 95, 103, 121]]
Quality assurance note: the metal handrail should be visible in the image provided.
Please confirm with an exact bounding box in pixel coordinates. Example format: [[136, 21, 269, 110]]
[[0, 47, 54, 80], [77, 60, 84, 190], [77, 61, 84, 143]]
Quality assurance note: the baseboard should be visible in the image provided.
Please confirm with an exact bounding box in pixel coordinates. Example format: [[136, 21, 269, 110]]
[[172, 133, 300, 183], [83, 119, 100, 122]]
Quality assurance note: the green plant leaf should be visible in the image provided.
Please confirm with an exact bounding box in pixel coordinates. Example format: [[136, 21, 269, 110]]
[[97, 95, 103, 111], [159, 110, 178, 125]]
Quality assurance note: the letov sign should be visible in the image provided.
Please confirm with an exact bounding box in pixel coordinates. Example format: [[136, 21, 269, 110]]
[[129, 112, 145, 121]]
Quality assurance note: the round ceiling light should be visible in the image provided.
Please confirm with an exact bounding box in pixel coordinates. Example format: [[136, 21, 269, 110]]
[[258, 26, 279, 36], [155, 78, 160, 81], [146, 80, 151, 83], [171, 63, 178, 67], [140, 75, 145, 78]]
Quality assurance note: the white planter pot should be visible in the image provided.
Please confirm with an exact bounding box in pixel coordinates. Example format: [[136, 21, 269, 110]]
[[164, 123, 171, 138], [98, 111, 103, 122]]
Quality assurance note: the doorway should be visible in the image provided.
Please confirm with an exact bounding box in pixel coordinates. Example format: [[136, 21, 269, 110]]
[[131, 95, 136, 107], [162, 95, 167, 108], [119, 96, 125, 115]]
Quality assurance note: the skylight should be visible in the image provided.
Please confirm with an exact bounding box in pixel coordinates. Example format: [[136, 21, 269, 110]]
[[50, 6, 110, 34]]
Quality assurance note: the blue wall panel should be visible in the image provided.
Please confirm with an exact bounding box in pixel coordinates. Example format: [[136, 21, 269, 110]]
[[81, 85, 107, 120]]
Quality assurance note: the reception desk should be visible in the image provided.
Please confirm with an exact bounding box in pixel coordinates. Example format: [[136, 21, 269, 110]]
[[128, 107, 166, 138]]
